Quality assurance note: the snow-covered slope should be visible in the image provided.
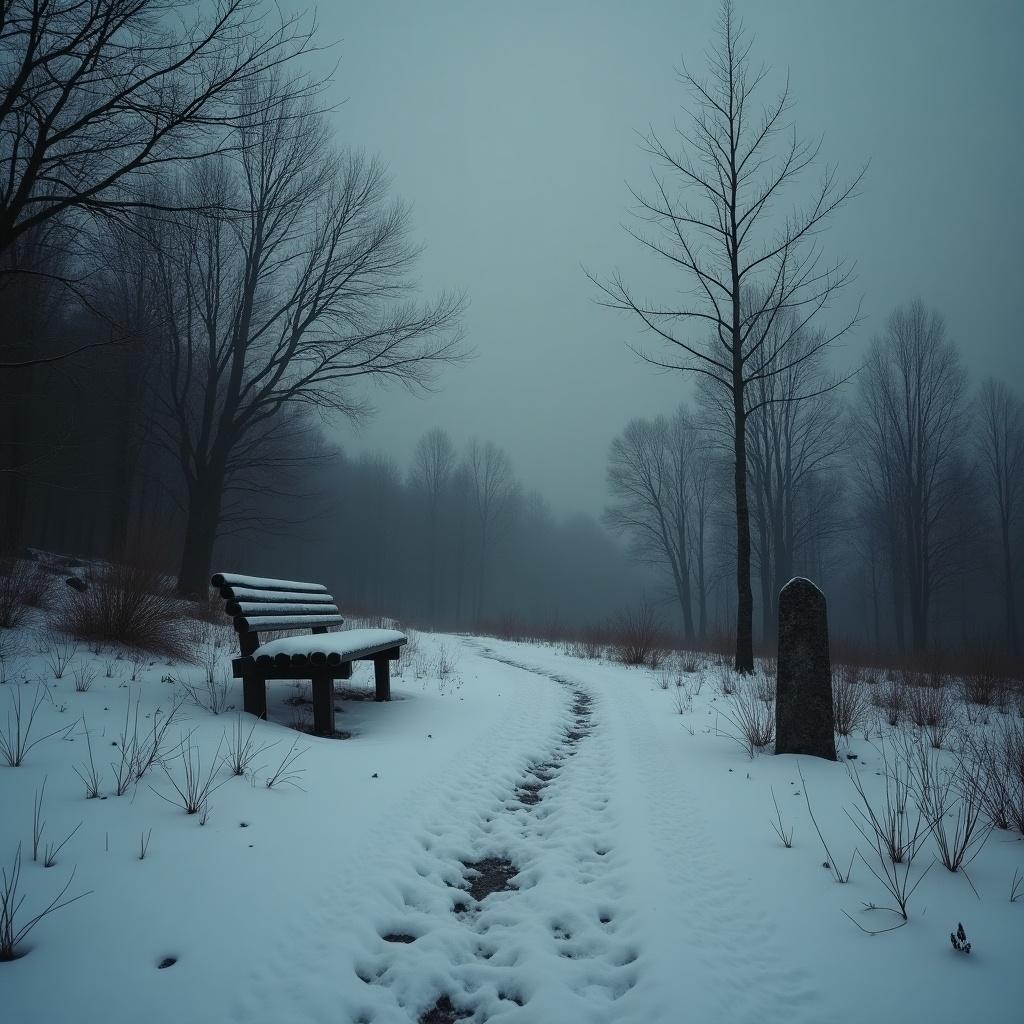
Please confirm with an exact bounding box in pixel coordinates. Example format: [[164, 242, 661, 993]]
[[1, 617, 1021, 1023]]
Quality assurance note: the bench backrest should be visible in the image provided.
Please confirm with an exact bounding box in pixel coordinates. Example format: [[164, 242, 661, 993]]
[[211, 572, 344, 655]]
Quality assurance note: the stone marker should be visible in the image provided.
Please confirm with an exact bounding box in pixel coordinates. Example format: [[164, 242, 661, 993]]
[[775, 577, 836, 760]]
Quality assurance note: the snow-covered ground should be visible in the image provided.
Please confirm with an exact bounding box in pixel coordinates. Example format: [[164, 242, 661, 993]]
[[1, 611, 1022, 1023]]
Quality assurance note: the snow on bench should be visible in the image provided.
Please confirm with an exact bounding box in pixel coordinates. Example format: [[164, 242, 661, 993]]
[[252, 629, 408, 665], [211, 571, 408, 736]]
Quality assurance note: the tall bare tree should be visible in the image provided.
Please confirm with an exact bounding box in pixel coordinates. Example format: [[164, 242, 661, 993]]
[[853, 302, 966, 652], [976, 379, 1024, 654], [591, 0, 862, 670], [147, 83, 465, 596]]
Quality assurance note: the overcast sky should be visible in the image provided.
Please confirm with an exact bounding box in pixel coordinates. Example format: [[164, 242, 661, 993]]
[[319, 0, 1023, 518]]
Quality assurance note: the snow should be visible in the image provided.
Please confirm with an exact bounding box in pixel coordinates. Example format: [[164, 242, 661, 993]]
[[224, 588, 336, 604], [238, 613, 345, 632], [783, 575, 823, 595], [232, 602, 341, 617], [1, 615, 1021, 1024], [211, 572, 328, 593], [252, 628, 408, 660]]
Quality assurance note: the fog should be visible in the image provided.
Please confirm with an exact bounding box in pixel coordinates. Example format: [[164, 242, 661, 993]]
[[2, 0, 1022, 663], [324, 0, 1024, 517]]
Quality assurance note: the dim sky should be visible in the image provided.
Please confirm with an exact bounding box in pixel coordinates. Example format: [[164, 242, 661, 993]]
[[320, 0, 1023, 518]]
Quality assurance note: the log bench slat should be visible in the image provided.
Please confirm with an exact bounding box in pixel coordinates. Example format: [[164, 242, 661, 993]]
[[234, 613, 346, 633], [212, 572, 328, 593], [220, 587, 337, 604], [226, 601, 342, 617], [212, 570, 407, 736]]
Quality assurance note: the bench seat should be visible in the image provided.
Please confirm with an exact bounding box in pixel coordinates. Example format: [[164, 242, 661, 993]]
[[249, 629, 407, 666]]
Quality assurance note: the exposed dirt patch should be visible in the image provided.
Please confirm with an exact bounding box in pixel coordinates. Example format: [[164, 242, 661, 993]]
[[460, 856, 518, 902], [419, 995, 472, 1023], [382, 932, 416, 944], [515, 778, 544, 805]]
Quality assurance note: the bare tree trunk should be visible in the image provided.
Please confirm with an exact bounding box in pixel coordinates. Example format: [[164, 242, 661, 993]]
[[177, 468, 224, 597], [1001, 517, 1019, 655], [697, 518, 708, 639], [888, 521, 906, 652], [733, 392, 755, 671]]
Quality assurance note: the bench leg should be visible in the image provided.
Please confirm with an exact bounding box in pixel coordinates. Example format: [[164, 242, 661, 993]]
[[243, 675, 267, 720], [311, 672, 334, 736], [374, 656, 391, 702]]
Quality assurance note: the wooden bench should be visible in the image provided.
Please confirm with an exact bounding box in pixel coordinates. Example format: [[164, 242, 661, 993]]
[[211, 571, 407, 736]]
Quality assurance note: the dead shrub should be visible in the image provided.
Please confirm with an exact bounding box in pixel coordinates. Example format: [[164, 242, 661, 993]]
[[611, 602, 665, 668], [56, 555, 188, 660], [960, 719, 1024, 833], [872, 677, 904, 727], [964, 671, 1001, 707], [0, 555, 46, 628], [679, 650, 702, 673], [716, 662, 737, 696], [720, 677, 774, 757], [962, 645, 1007, 707], [833, 664, 871, 737], [905, 683, 958, 748]]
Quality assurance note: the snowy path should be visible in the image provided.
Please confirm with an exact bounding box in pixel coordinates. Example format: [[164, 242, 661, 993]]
[[228, 639, 828, 1024], [463, 645, 826, 1024], [7, 627, 1021, 1023]]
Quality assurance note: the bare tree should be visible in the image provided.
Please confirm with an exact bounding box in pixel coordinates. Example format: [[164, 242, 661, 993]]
[[605, 406, 710, 641], [411, 427, 455, 623], [0, 0, 318, 281], [746, 320, 845, 640], [976, 379, 1024, 654], [146, 82, 465, 596], [853, 302, 966, 652], [590, 0, 862, 670], [466, 439, 517, 623]]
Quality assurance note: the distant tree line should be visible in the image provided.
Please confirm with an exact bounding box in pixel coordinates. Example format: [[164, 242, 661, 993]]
[[604, 300, 1024, 659]]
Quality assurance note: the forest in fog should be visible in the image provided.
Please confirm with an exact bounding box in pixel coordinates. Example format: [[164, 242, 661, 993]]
[[3, 290, 1021, 659], [1, 0, 1022, 667]]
